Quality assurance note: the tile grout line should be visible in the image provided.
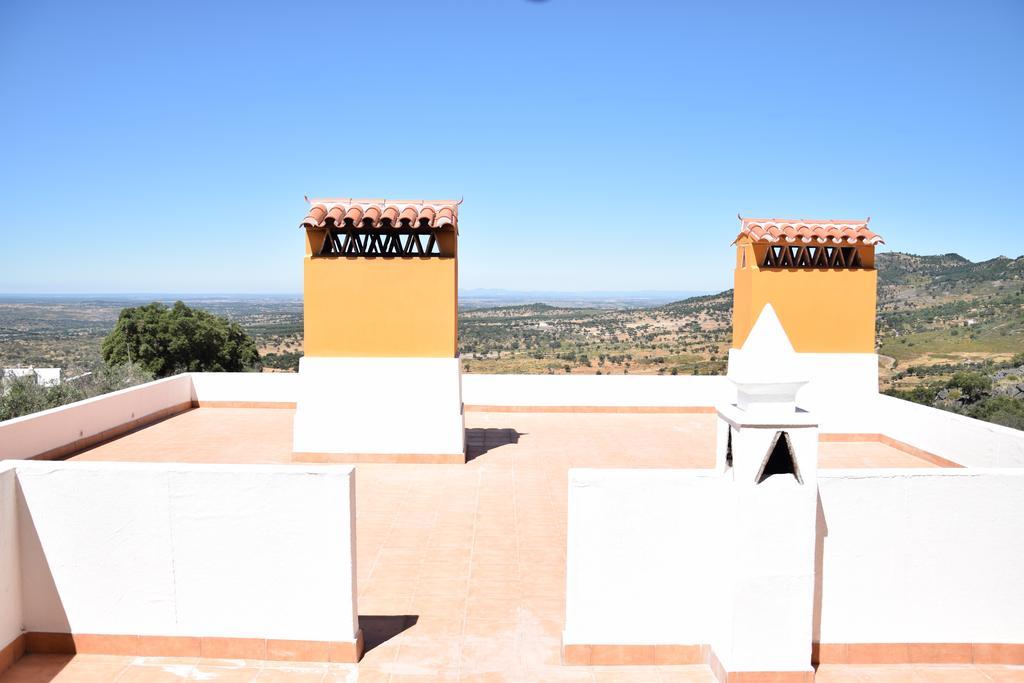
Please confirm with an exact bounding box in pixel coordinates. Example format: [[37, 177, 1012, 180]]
[[385, 474, 420, 674], [456, 464, 485, 679]]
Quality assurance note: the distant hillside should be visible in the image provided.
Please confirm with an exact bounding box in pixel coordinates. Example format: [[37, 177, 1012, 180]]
[[658, 290, 733, 316], [456, 251, 1024, 377], [877, 252, 1024, 288], [875, 252, 1024, 362]]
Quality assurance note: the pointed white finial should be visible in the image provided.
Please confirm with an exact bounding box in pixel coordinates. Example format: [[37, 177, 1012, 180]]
[[728, 304, 808, 415], [740, 303, 794, 354]]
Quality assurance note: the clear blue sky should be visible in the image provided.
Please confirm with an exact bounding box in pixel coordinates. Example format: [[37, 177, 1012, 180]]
[[1, 0, 1021, 294]]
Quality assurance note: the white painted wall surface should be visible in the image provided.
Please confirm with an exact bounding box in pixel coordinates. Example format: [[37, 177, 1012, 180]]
[[795, 354, 881, 433], [564, 468, 725, 646], [2, 368, 61, 387], [188, 371, 299, 404], [871, 394, 1024, 467], [0, 464, 22, 651], [293, 357, 464, 455], [0, 374, 193, 461], [715, 421, 818, 672], [463, 357, 874, 432], [567, 466, 1024, 656], [15, 461, 358, 642], [817, 469, 1024, 643], [462, 374, 735, 408]]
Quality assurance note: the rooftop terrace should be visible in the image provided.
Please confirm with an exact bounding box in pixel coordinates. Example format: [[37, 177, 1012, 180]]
[[2, 373, 1022, 683], [68, 407, 937, 469], [0, 408, 932, 681]]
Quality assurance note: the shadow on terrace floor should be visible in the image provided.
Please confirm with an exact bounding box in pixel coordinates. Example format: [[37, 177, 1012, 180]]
[[465, 427, 523, 462], [359, 614, 419, 652]]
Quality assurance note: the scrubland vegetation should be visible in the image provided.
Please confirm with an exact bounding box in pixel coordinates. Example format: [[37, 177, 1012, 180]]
[[1, 252, 1022, 428]]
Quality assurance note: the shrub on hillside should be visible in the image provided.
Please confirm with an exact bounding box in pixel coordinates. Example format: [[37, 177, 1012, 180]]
[[0, 363, 153, 422], [966, 396, 1024, 431], [945, 371, 992, 403]]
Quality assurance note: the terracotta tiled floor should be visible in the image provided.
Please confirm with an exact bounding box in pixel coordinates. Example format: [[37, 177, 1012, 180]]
[[18, 408, 946, 681], [3, 656, 1022, 683], [0, 654, 359, 682], [69, 408, 938, 470], [814, 663, 1024, 681]]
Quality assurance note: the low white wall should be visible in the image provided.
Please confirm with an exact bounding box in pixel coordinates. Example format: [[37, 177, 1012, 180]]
[[564, 468, 725, 645], [871, 394, 1024, 467], [0, 464, 21, 650], [463, 358, 877, 432], [568, 465, 1024, 652], [15, 461, 358, 642], [0, 374, 193, 461], [795, 354, 882, 434], [294, 357, 464, 455], [189, 371, 300, 404], [463, 374, 735, 408], [818, 469, 1024, 643]]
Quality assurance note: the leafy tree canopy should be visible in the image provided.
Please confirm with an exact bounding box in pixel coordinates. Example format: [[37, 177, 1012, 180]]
[[101, 301, 260, 378], [945, 371, 992, 403], [966, 396, 1024, 431]]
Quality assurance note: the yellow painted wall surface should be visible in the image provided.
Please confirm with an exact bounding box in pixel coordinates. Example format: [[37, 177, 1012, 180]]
[[303, 229, 458, 357], [732, 239, 877, 353]]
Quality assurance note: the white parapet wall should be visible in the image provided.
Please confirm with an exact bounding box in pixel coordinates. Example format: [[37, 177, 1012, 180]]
[[870, 394, 1024, 468], [12, 460, 358, 644], [463, 354, 877, 417], [817, 468, 1024, 644], [189, 371, 300, 405], [566, 465, 1024, 666], [0, 374, 194, 461], [4, 369, 1023, 466], [796, 353, 881, 433], [564, 468, 725, 647], [0, 464, 21, 654], [293, 357, 465, 456], [463, 374, 735, 409]]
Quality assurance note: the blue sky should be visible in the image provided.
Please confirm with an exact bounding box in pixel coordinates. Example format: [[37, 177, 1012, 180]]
[[1, 0, 1021, 294]]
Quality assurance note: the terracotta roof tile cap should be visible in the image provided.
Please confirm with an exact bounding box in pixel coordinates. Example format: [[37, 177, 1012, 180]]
[[300, 197, 460, 230], [735, 216, 883, 245]]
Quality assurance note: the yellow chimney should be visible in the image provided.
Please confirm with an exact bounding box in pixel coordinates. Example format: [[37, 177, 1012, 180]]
[[299, 198, 459, 358], [732, 217, 882, 353]]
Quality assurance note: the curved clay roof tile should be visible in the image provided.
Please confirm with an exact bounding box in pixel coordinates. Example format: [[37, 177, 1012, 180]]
[[418, 206, 437, 226], [302, 205, 327, 227], [436, 206, 456, 226], [381, 206, 400, 225], [399, 207, 419, 225], [362, 206, 382, 227], [325, 206, 344, 226], [837, 227, 859, 242], [344, 206, 364, 225]]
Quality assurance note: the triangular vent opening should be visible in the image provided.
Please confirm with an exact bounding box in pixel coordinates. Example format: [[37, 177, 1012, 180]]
[[725, 428, 733, 469], [756, 431, 802, 484]]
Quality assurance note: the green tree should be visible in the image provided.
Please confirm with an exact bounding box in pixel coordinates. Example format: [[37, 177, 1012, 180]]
[[945, 371, 992, 404], [101, 301, 260, 378], [966, 396, 1024, 431]]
